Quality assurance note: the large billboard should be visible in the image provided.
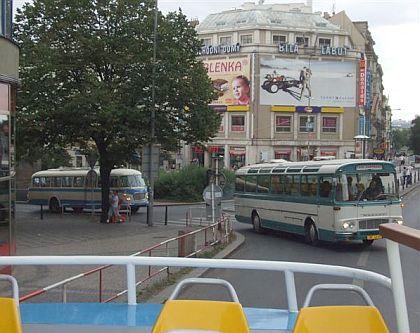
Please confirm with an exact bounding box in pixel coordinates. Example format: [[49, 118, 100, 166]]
[[260, 57, 357, 107], [203, 56, 251, 106]]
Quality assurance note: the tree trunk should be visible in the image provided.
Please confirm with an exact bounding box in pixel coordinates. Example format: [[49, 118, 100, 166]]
[[96, 141, 113, 223], [99, 164, 112, 223]]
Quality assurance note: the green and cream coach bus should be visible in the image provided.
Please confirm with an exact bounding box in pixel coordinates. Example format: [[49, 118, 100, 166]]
[[234, 159, 403, 245]]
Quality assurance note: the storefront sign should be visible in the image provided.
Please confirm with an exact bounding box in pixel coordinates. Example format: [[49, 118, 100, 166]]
[[198, 43, 241, 56], [320, 46, 347, 56], [365, 70, 372, 110], [278, 43, 299, 54], [358, 59, 366, 107]]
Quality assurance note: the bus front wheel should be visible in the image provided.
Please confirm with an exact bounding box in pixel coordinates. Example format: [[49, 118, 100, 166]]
[[49, 198, 61, 213], [252, 213, 263, 233], [362, 239, 374, 246], [305, 222, 319, 246]]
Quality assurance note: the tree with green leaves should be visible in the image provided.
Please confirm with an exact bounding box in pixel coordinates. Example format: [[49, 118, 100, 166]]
[[15, 0, 220, 222], [391, 128, 410, 152], [410, 116, 420, 154]]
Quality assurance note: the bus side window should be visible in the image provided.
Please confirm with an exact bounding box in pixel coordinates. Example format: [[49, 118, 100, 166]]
[[319, 177, 332, 198], [40, 177, 47, 187], [73, 176, 84, 188], [270, 175, 282, 194], [245, 175, 257, 193], [257, 175, 270, 193], [290, 176, 299, 195], [235, 176, 245, 192], [33, 177, 40, 187], [284, 175, 292, 195], [63, 176, 72, 187], [300, 176, 309, 196], [110, 177, 118, 187], [309, 175, 318, 197]]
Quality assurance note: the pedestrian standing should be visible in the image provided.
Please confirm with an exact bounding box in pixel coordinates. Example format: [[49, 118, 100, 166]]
[[107, 190, 120, 223]]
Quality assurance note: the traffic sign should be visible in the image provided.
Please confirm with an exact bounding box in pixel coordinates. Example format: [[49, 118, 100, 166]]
[[202, 184, 223, 206]]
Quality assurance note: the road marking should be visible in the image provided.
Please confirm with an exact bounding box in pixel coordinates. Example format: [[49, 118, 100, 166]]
[[353, 250, 371, 288]]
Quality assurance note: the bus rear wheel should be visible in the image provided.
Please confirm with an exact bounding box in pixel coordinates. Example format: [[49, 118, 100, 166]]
[[49, 198, 61, 213], [305, 222, 319, 246], [252, 213, 263, 233]]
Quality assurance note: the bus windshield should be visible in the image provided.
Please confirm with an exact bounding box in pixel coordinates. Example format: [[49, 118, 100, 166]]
[[335, 172, 398, 202]]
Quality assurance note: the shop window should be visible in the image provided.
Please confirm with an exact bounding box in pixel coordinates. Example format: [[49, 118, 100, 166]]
[[275, 115, 291, 132], [273, 35, 287, 44], [322, 117, 337, 133], [299, 116, 314, 132], [231, 115, 245, 132], [240, 34, 253, 45]]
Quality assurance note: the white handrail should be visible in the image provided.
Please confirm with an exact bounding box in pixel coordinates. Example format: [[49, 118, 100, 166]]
[[0, 256, 391, 309]]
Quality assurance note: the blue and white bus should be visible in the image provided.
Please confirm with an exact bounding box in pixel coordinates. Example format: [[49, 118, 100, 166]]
[[234, 159, 403, 245], [28, 168, 148, 214]]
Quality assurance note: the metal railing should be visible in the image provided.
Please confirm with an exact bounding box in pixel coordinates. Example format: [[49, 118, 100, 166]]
[[18, 214, 232, 303]]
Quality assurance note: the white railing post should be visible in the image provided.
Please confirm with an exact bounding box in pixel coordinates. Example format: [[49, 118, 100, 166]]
[[385, 239, 410, 333], [284, 270, 298, 312], [126, 263, 137, 305]]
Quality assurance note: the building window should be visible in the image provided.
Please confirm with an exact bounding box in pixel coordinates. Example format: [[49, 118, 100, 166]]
[[275, 115, 291, 132], [318, 38, 331, 46], [0, 0, 13, 38], [219, 36, 232, 45], [273, 35, 287, 44], [200, 38, 212, 47], [295, 36, 309, 47], [322, 117, 337, 133], [240, 34, 253, 45], [231, 115, 245, 132], [299, 116, 314, 132], [76, 155, 83, 167], [218, 114, 225, 133]]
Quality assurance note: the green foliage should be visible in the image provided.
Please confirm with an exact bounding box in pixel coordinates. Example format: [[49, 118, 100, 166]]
[[14, 0, 220, 220], [392, 128, 411, 152], [154, 166, 236, 201], [410, 116, 420, 154], [154, 166, 208, 202]]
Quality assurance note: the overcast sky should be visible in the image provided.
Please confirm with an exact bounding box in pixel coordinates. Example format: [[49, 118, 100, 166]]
[[13, 0, 420, 121]]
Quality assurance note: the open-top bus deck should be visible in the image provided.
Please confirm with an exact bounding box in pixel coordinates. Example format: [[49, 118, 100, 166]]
[[0, 223, 416, 333]]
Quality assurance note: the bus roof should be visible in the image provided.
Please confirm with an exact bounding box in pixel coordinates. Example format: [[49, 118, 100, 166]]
[[235, 159, 396, 175], [31, 168, 143, 178]]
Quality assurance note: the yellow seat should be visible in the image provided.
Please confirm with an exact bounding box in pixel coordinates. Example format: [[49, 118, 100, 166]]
[[0, 297, 23, 333], [151, 299, 250, 333], [293, 305, 389, 333]]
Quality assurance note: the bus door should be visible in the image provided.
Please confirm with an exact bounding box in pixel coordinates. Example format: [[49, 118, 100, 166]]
[[317, 175, 334, 229]]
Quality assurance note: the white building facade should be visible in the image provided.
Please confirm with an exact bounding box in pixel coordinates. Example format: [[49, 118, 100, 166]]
[[185, 2, 380, 169]]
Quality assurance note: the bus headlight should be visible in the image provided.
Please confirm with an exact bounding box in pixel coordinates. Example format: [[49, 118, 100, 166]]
[[343, 222, 355, 229], [392, 219, 403, 225]]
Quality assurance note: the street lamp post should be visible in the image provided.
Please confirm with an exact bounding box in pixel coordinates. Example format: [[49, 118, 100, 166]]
[[146, 0, 159, 227]]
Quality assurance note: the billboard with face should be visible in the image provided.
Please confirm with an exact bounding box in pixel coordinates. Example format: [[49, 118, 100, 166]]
[[203, 57, 251, 106], [260, 57, 357, 107]]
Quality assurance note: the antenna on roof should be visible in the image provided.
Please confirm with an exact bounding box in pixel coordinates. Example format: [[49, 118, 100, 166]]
[[332, 1, 336, 15], [259, 0, 265, 5]]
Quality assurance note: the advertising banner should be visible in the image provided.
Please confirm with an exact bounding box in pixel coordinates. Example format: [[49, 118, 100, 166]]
[[203, 56, 251, 106], [358, 59, 366, 107], [260, 57, 357, 107]]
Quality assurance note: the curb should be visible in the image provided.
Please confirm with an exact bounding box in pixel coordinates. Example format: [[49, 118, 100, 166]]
[[146, 231, 245, 304]]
